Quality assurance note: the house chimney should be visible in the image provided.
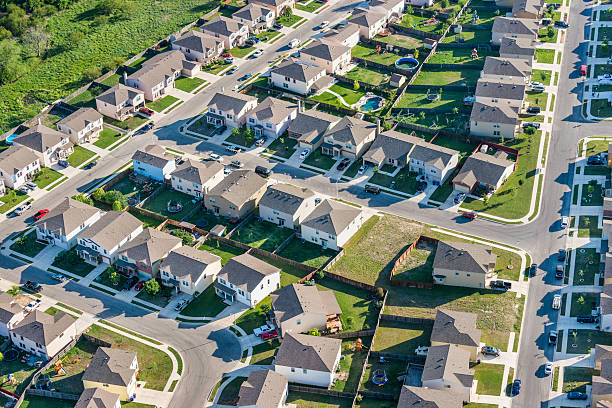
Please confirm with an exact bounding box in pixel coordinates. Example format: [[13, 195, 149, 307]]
[[37, 117, 41, 125], [123, 72, 128, 83], [376, 118, 380, 136]]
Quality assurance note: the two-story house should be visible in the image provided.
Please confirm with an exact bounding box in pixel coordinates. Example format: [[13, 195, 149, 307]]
[[491, 17, 538, 44], [249, 0, 295, 17], [321, 23, 360, 48], [170, 159, 225, 198], [274, 333, 342, 387], [75, 388, 121, 408], [269, 58, 329, 95], [0, 145, 41, 189], [287, 110, 340, 150], [57, 108, 104, 145], [481, 56, 532, 82], [95, 84, 145, 122], [200, 16, 249, 49], [13, 123, 73, 167], [171, 31, 224, 64], [203, 169, 268, 220], [420, 344, 474, 403], [453, 151, 516, 194], [0, 290, 24, 338], [432, 240, 497, 289], [258, 184, 317, 230], [10, 310, 77, 359], [430, 309, 482, 361], [77, 211, 143, 265], [115, 228, 182, 280], [132, 144, 176, 181], [215, 253, 281, 307], [299, 39, 351, 75], [398, 386, 465, 408], [232, 4, 275, 33], [499, 36, 536, 60], [369, 0, 405, 22], [205, 91, 258, 129], [321, 116, 377, 160], [470, 100, 520, 140], [35, 197, 101, 249], [474, 77, 526, 105], [512, 0, 542, 19], [238, 370, 288, 408], [350, 8, 387, 40], [160, 246, 222, 295], [82, 347, 138, 401], [300, 199, 363, 251], [245, 96, 298, 139]]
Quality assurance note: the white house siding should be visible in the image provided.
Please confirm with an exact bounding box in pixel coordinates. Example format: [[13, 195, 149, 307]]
[[78, 225, 143, 266], [0, 160, 41, 189], [258, 196, 316, 230], [161, 263, 221, 296], [470, 120, 517, 140], [432, 267, 488, 288], [602, 314, 612, 332], [300, 214, 362, 251], [171, 170, 224, 198], [219, 271, 280, 308], [302, 51, 351, 75], [10, 320, 77, 359], [246, 111, 297, 139], [279, 313, 326, 337], [58, 118, 103, 145], [274, 350, 340, 387], [133, 159, 176, 181], [36, 212, 101, 250], [405, 0, 433, 6], [125, 74, 178, 102], [270, 72, 310, 95], [409, 155, 459, 186]]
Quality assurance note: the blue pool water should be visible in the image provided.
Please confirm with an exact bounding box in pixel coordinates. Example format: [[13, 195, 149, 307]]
[[5, 134, 17, 144], [361, 96, 384, 112]]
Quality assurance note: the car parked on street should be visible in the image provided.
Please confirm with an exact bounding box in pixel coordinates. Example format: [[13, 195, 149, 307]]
[[25, 299, 41, 312], [558, 248, 566, 262], [34, 209, 49, 220], [23, 281, 42, 292], [549, 330, 557, 345], [226, 67, 238, 75], [555, 264, 564, 279], [552, 294, 562, 310], [209, 153, 223, 163], [84, 161, 97, 170], [511, 379, 521, 396], [14, 202, 32, 216], [529, 263, 537, 277], [251, 49, 263, 58], [230, 160, 244, 168], [239, 73, 253, 81], [255, 166, 271, 177], [544, 362, 553, 375], [51, 273, 68, 282], [462, 211, 477, 220]]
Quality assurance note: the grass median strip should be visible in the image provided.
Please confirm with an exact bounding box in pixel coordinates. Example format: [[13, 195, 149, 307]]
[[99, 320, 163, 345]]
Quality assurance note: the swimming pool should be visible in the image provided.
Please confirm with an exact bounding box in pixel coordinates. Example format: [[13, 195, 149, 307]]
[[5, 134, 17, 144], [395, 57, 419, 71], [360, 96, 384, 112]]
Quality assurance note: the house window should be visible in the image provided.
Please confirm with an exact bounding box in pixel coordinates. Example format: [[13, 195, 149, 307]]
[[455, 271, 459, 275], [291, 367, 295, 372], [467, 272, 471, 277], [273, 210, 279, 215], [209, 198, 216, 203], [183, 281, 189, 286], [238, 289, 244, 295], [210, 108, 216, 113], [219, 278, 225, 284], [283, 83, 288, 88], [163, 271, 169, 277], [303, 369, 307, 374], [249, 118, 255, 123], [493, 131, 500, 136], [297, 320, 301, 325]]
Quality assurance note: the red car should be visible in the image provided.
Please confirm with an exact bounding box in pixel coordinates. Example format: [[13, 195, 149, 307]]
[[34, 209, 49, 220], [221, 52, 232, 58], [580, 65, 587, 76], [261, 330, 278, 340], [139, 107, 154, 116], [462, 211, 477, 220], [134, 281, 145, 292]]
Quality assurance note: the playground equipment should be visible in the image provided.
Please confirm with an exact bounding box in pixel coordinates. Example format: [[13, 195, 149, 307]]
[[355, 338, 363, 351], [167, 200, 183, 213], [471, 48, 478, 59], [35, 374, 52, 390], [371, 369, 388, 386], [423, 17, 439, 26], [54, 360, 67, 376], [6, 374, 16, 386]]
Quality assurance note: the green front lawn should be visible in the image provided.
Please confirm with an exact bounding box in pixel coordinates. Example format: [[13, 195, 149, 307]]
[[351, 44, 398, 66], [573, 247, 600, 286], [525, 91, 549, 110], [276, 13, 304, 27], [569, 292, 598, 317], [586, 138, 612, 156], [93, 268, 127, 291], [174, 76, 206, 93], [532, 69, 553, 86], [250, 339, 280, 365], [94, 127, 123, 149], [539, 27, 558, 43], [577, 215, 602, 238], [580, 181, 603, 206], [474, 363, 505, 395], [303, 149, 336, 170], [141, 188, 199, 220], [296, 0, 324, 12], [10, 231, 47, 258], [32, 167, 63, 189], [277, 237, 338, 269], [256, 29, 282, 42], [52, 247, 96, 277], [235, 297, 271, 334], [181, 284, 227, 317], [147, 95, 180, 113], [104, 115, 149, 131], [198, 240, 246, 265], [368, 167, 418, 195], [67, 146, 96, 167], [135, 278, 174, 308], [563, 366, 596, 393], [229, 45, 256, 59], [267, 136, 297, 159], [225, 128, 256, 148], [202, 60, 232, 75], [412, 68, 480, 87], [566, 329, 612, 354], [535, 49, 555, 64], [344, 66, 390, 86], [396, 90, 465, 110], [217, 376, 247, 404], [0, 190, 29, 214], [372, 320, 432, 355], [233, 218, 294, 252]]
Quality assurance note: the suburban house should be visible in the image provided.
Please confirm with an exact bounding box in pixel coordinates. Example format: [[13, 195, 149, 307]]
[[421, 344, 474, 403], [258, 184, 317, 230], [215, 253, 281, 307], [300, 199, 363, 251], [170, 159, 225, 198], [271, 283, 342, 336], [404, 0, 434, 6], [95, 84, 145, 121], [232, 4, 275, 32], [171, 31, 224, 63], [398, 386, 465, 408], [321, 116, 377, 159], [432, 240, 498, 289], [481, 57, 532, 82], [0, 290, 24, 338], [430, 309, 482, 361], [206, 91, 258, 129], [57, 108, 104, 145], [596, 345, 612, 371], [350, 8, 387, 40], [469, 100, 520, 139], [322, 23, 360, 48], [203, 170, 268, 220], [0, 145, 41, 189], [453, 151, 516, 194], [10, 310, 77, 359], [160, 246, 222, 295], [512, 0, 542, 19], [491, 17, 538, 44], [35, 197, 101, 249], [238, 369, 288, 408], [602, 284, 612, 333], [77, 211, 144, 265], [125, 50, 195, 101], [75, 388, 121, 408], [245, 96, 299, 139], [115, 228, 182, 280], [274, 333, 342, 387], [269, 58, 329, 95], [499, 37, 536, 60], [82, 347, 138, 401], [299, 39, 351, 75], [132, 144, 176, 181], [369, 0, 405, 21], [13, 124, 73, 167], [200, 16, 249, 49], [0, 179, 5, 196], [363, 130, 459, 186], [475, 77, 526, 104], [287, 110, 340, 151], [592, 353, 612, 406], [249, 0, 295, 17]]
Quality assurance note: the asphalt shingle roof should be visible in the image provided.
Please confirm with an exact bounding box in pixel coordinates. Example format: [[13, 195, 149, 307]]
[[422, 344, 474, 387], [232, 3, 272, 22], [172, 31, 223, 54], [35, 197, 99, 237], [161, 246, 221, 283], [207, 91, 257, 116], [499, 36, 536, 58], [453, 151, 515, 189], [200, 16, 246, 37], [271, 58, 325, 83], [492, 16, 538, 36], [206, 169, 267, 207], [259, 184, 314, 216], [218, 253, 280, 292], [238, 369, 288, 408], [57, 108, 102, 132], [117, 228, 181, 266], [470, 100, 520, 125], [398, 385, 464, 408], [482, 57, 532, 78], [82, 347, 137, 386], [301, 199, 362, 236], [326, 116, 376, 147], [132, 144, 174, 168], [14, 124, 68, 153], [247, 97, 298, 125], [300, 39, 351, 62], [79, 211, 142, 250], [96, 84, 143, 106], [475, 77, 526, 101], [431, 309, 481, 347], [433, 240, 496, 275], [170, 159, 224, 186], [0, 145, 39, 175], [350, 8, 386, 27], [271, 283, 342, 324], [12, 310, 75, 347], [75, 388, 121, 408], [274, 333, 341, 372], [287, 110, 339, 144], [127, 50, 187, 88], [0, 290, 22, 325]]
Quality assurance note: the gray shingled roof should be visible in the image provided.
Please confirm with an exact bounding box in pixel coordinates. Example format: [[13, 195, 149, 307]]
[[300, 39, 351, 62], [322, 23, 359, 43], [12, 310, 75, 347], [326, 116, 376, 147], [206, 169, 267, 207], [35, 197, 99, 237], [512, 0, 541, 16], [57, 108, 102, 132], [232, 3, 272, 22], [208, 91, 257, 116], [287, 110, 339, 144], [79, 211, 143, 250], [247, 97, 298, 125], [218, 253, 280, 292], [482, 57, 532, 78], [422, 344, 474, 387], [363, 130, 419, 164], [492, 16, 538, 35], [0, 145, 40, 174], [274, 333, 341, 372], [251, 0, 286, 7], [161, 246, 221, 283], [602, 284, 612, 316], [398, 385, 464, 408], [271, 283, 342, 324], [301, 199, 362, 236], [350, 8, 386, 27], [127, 50, 186, 88], [201, 15, 246, 37], [132, 144, 174, 168], [96, 84, 143, 106], [271, 58, 325, 83], [13, 124, 68, 154], [411, 142, 458, 170], [82, 347, 137, 386], [499, 37, 536, 58], [259, 184, 314, 216], [172, 31, 223, 54], [453, 151, 515, 189], [593, 359, 612, 397], [0, 290, 22, 325], [431, 309, 481, 347], [170, 159, 224, 185], [433, 240, 496, 275], [369, 0, 404, 10], [470, 100, 519, 125], [75, 388, 121, 408], [475, 78, 526, 101], [117, 228, 181, 266], [238, 369, 288, 408], [595, 344, 612, 366]]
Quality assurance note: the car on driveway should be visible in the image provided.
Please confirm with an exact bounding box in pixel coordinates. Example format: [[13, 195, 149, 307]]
[[453, 193, 466, 204], [14, 202, 32, 216], [175, 299, 188, 311], [299, 149, 310, 160], [58, 160, 70, 168], [587, 154, 605, 165], [23, 281, 42, 292], [221, 52, 231, 58], [254, 324, 275, 336], [481, 346, 500, 356], [226, 145, 242, 153], [209, 153, 224, 163], [558, 248, 566, 262], [555, 264, 564, 279], [261, 330, 278, 340], [526, 106, 541, 114], [544, 362, 553, 375], [552, 294, 562, 310], [34, 209, 49, 220], [554, 20, 568, 28], [529, 263, 537, 277], [511, 379, 521, 396], [25, 299, 41, 312], [567, 391, 588, 400], [134, 281, 145, 292], [224, 57, 234, 63], [522, 122, 540, 129], [358, 165, 367, 175], [337, 158, 350, 171], [123, 276, 138, 290], [230, 160, 244, 168], [139, 107, 154, 116]]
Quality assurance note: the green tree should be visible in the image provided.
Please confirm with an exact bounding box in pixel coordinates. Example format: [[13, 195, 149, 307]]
[[0, 40, 25, 85], [92, 188, 105, 201], [452, 107, 459, 115], [547, 25, 555, 38], [231, 126, 241, 139], [243, 128, 254, 145], [68, 31, 84, 47], [261, 303, 271, 314], [315, 270, 324, 280], [31, 4, 57, 19], [414, 49, 419, 59], [419, 111, 426, 120], [112, 200, 123, 211], [99, 0, 133, 15], [144, 279, 160, 296], [353, 79, 359, 90], [307, 328, 321, 336], [104, 190, 126, 208], [405, 5, 413, 14], [441, 0, 449, 8], [7, 285, 20, 296], [83, 67, 102, 81], [0, 351, 3, 362], [72, 193, 94, 206], [174, 229, 194, 246], [2, 5, 28, 37]]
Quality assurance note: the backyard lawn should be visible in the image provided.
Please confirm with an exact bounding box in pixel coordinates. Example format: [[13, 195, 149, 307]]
[[474, 363, 505, 395], [0, 351, 39, 395], [286, 391, 352, 408], [232, 218, 294, 252], [303, 149, 337, 170], [67, 146, 96, 167], [392, 241, 435, 283], [174, 77, 206, 93], [277, 237, 338, 269], [67, 84, 105, 108], [266, 135, 297, 159], [187, 210, 232, 231], [0, 190, 29, 213], [569, 292, 598, 317], [566, 329, 612, 354], [94, 127, 123, 149], [312, 83, 366, 107], [344, 65, 390, 86], [100, 73, 121, 87], [10, 231, 47, 258], [128, 210, 164, 229], [412, 68, 480, 87], [147, 95, 180, 113], [372, 320, 432, 355], [374, 33, 423, 49], [359, 358, 405, 396], [141, 188, 198, 220], [332, 338, 370, 392], [351, 44, 398, 66], [42, 337, 98, 394], [198, 240, 246, 265], [32, 167, 63, 189], [52, 247, 96, 277], [428, 47, 489, 65], [396, 90, 466, 110], [563, 366, 597, 393], [181, 285, 227, 317], [21, 395, 76, 408], [442, 29, 492, 44]]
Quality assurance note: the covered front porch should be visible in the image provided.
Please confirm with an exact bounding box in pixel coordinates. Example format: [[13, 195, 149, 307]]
[[215, 282, 236, 304]]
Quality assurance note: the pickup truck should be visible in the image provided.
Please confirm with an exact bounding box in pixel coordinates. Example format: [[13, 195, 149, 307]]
[[555, 264, 564, 279], [253, 324, 276, 337], [549, 330, 557, 345], [490, 280, 511, 290]]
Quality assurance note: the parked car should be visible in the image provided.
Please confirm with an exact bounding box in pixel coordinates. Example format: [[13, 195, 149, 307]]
[[23, 281, 42, 292], [460, 211, 476, 220], [224, 57, 234, 63], [25, 299, 41, 312], [251, 49, 263, 58], [577, 314, 596, 323], [555, 264, 564, 279], [529, 263, 537, 277], [454, 193, 466, 204], [255, 138, 265, 147], [541, 17, 552, 25], [174, 156, 185, 165], [230, 160, 244, 168], [552, 294, 562, 310], [226, 67, 238, 75], [254, 324, 275, 336], [139, 107, 154, 116], [24, 182, 37, 190], [216, 125, 227, 135], [544, 362, 553, 375], [299, 149, 310, 160], [337, 158, 350, 171], [319, 20, 329, 28], [273, 22, 283, 29], [358, 165, 367, 175], [58, 160, 70, 168], [261, 330, 278, 340], [549, 330, 557, 345], [209, 153, 224, 163], [221, 52, 231, 58], [255, 166, 271, 177], [554, 20, 568, 28], [239, 73, 253, 81], [175, 299, 188, 311], [289, 38, 300, 48], [143, 122, 154, 132], [558, 248, 566, 262], [415, 346, 429, 356], [134, 281, 145, 292], [490, 280, 511, 290], [83, 161, 97, 170], [248, 36, 261, 43], [123, 276, 138, 290], [511, 379, 521, 396], [226, 145, 242, 153], [531, 84, 546, 92], [14, 202, 32, 216], [587, 154, 605, 165], [481, 346, 500, 356], [561, 216, 569, 228], [567, 392, 588, 400], [526, 106, 541, 114], [522, 122, 541, 129], [34, 209, 49, 220], [365, 184, 380, 194], [51, 273, 67, 282]]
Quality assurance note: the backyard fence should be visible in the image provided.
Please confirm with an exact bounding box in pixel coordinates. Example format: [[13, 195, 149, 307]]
[[326, 329, 376, 339], [24, 389, 80, 401], [404, 84, 473, 92], [288, 385, 355, 399], [331, 73, 388, 92], [391, 106, 466, 115], [379, 314, 434, 326], [82, 333, 112, 348], [388, 235, 437, 289], [126, 206, 167, 223], [389, 23, 442, 40], [99, 167, 132, 191], [358, 390, 396, 400], [421, 62, 482, 70], [272, 232, 296, 255], [370, 351, 427, 363]]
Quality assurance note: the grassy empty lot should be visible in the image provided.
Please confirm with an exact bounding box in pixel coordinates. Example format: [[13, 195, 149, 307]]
[[267, 136, 297, 159], [250, 339, 280, 365], [374, 33, 423, 49], [577, 215, 602, 238], [569, 292, 598, 317], [566, 329, 612, 354], [351, 44, 398, 66], [412, 68, 480, 87], [535, 49, 556, 64], [141, 188, 198, 220], [68, 146, 96, 167], [233, 218, 293, 252], [198, 240, 246, 265], [396, 90, 465, 110], [392, 240, 435, 283], [428, 47, 490, 65], [303, 149, 337, 170], [563, 366, 597, 393], [532, 69, 553, 86], [372, 320, 432, 355], [278, 237, 338, 269], [32, 167, 63, 189], [147, 95, 180, 112], [344, 65, 390, 86], [94, 127, 123, 149], [474, 363, 505, 395], [174, 77, 206, 93]]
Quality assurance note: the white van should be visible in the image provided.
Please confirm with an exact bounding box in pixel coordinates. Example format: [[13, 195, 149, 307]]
[[289, 39, 301, 49]]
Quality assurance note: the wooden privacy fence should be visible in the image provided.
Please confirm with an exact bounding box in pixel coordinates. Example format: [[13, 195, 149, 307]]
[[288, 385, 355, 399], [370, 351, 427, 363], [388, 235, 437, 288], [25, 389, 79, 401], [326, 329, 376, 339], [379, 314, 434, 326], [389, 23, 442, 40]]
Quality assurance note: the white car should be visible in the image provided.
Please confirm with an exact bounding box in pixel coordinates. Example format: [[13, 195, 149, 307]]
[[252, 49, 263, 58], [561, 216, 569, 229], [209, 153, 224, 163], [358, 165, 367, 175], [544, 362, 553, 375], [552, 294, 562, 310], [529, 81, 543, 88], [415, 346, 429, 356], [598, 74, 612, 84], [289, 38, 301, 49], [253, 324, 275, 336], [299, 149, 310, 160], [14, 202, 32, 216], [319, 20, 329, 28], [51, 273, 68, 282], [25, 299, 41, 312]]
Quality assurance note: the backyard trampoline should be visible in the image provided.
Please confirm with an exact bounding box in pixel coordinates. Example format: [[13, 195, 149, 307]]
[[371, 369, 388, 386], [3, 348, 19, 361]]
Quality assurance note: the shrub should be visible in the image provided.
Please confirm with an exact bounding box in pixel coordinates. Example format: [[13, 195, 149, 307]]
[[144, 279, 160, 296], [315, 270, 324, 280], [72, 193, 93, 206], [83, 67, 102, 81], [174, 229, 194, 246], [92, 187, 105, 201], [376, 287, 384, 299]]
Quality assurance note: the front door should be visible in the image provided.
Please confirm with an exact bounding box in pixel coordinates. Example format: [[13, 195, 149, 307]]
[[278, 218, 285, 226], [321, 239, 328, 249], [213, 206, 220, 215]]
